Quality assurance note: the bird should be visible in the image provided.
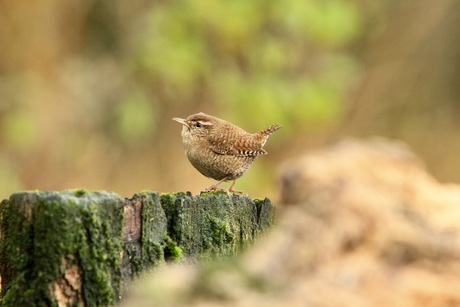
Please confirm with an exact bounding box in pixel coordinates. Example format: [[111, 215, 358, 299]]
[[173, 112, 281, 193]]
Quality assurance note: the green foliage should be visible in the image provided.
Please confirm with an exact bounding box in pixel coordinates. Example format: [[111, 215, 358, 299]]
[[275, 0, 360, 45], [114, 88, 156, 141], [1, 109, 37, 151], [0, 0, 366, 196], [131, 0, 362, 131]]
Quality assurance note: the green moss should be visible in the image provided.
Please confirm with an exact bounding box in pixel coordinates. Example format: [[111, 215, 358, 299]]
[[131, 191, 167, 272], [0, 191, 125, 306], [198, 190, 229, 198], [163, 237, 183, 262], [253, 197, 276, 236], [70, 188, 89, 197], [159, 191, 270, 261], [1, 190, 276, 305]]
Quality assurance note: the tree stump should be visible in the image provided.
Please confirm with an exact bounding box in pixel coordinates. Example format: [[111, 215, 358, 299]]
[[0, 190, 275, 306]]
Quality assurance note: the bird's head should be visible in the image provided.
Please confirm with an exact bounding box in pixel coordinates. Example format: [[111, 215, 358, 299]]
[[173, 112, 216, 141]]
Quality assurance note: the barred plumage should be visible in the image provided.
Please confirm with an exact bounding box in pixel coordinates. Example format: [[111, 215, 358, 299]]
[[173, 112, 281, 193]]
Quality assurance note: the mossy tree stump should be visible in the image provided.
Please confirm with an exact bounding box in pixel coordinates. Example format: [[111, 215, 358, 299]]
[[0, 190, 275, 306]]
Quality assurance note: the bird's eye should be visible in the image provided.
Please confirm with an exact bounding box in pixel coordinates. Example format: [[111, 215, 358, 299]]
[[195, 122, 202, 128]]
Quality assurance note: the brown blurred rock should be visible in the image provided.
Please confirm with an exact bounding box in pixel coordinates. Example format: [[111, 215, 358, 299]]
[[122, 138, 460, 307]]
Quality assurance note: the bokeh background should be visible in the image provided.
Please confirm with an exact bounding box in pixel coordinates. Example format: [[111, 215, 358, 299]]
[[0, 0, 459, 199]]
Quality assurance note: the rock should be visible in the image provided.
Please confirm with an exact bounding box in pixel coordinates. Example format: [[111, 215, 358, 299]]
[[122, 138, 460, 307]]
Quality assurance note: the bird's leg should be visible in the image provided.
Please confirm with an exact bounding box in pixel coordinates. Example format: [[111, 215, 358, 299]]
[[228, 179, 244, 194], [203, 177, 244, 194], [205, 176, 229, 192]]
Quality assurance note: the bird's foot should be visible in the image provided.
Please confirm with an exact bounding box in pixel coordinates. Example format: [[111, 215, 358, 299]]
[[228, 188, 245, 194], [201, 178, 245, 195], [228, 179, 246, 194], [200, 188, 245, 195]]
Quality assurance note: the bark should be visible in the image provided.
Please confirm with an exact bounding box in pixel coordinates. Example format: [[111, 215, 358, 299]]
[[0, 190, 275, 306]]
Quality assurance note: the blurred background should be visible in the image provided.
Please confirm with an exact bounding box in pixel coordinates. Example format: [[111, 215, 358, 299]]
[[0, 0, 459, 199]]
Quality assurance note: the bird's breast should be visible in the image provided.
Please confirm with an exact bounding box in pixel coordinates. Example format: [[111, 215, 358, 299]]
[[183, 140, 255, 181]]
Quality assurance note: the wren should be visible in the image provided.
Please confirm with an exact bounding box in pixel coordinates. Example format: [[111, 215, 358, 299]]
[[173, 112, 281, 193]]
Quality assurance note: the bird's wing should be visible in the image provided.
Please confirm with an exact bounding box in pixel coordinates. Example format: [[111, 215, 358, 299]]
[[209, 134, 267, 157]]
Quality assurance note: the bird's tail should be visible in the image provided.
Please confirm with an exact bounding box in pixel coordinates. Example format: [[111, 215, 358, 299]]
[[254, 124, 281, 146]]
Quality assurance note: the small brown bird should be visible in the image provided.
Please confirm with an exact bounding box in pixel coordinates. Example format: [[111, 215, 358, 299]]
[[173, 112, 281, 193]]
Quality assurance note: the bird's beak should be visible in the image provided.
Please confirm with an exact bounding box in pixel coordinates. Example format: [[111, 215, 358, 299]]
[[172, 117, 190, 128]]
